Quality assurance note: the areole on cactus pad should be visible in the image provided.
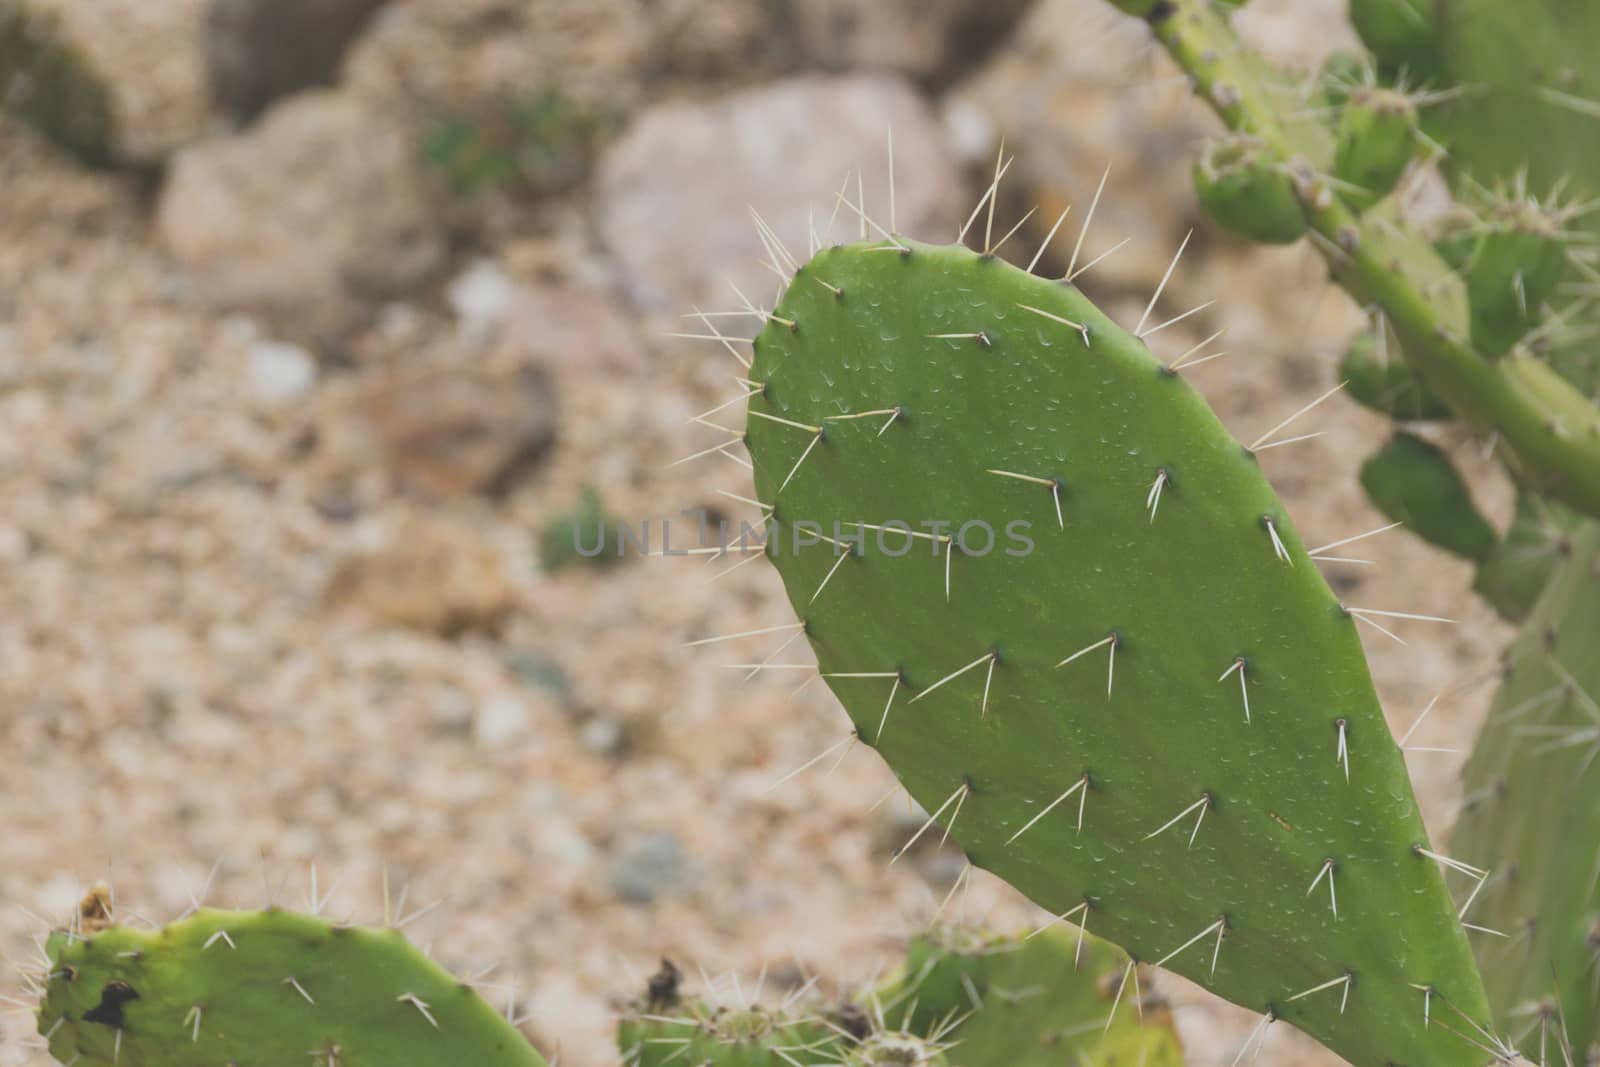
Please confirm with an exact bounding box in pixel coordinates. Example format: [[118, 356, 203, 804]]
[[730, 232, 1502, 1066]]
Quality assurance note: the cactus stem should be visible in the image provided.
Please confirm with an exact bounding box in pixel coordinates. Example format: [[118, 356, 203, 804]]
[[1136, 230, 1195, 338], [1144, 792, 1212, 846], [1027, 205, 1073, 273], [1007, 774, 1091, 844], [1067, 164, 1113, 281], [1308, 858, 1339, 918]]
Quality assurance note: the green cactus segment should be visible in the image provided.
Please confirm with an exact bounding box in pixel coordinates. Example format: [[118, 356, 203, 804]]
[[1194, 136, 1307, 244], [619, 1006, 844, 1067], [1464, 200, 1571, 360], [38, 908, 547, 1067], [1472, 492, 1579, 623], [618, 964, 845, 1067], [0, 0, 117, 169], [1358, 433, 1496, 562], [741, 236, 1491, 1066], [877, 927, 1181, 1067], [1333, 88, 1417, 210], [1127, 0, 1600, 519], [1347, 0, 1440, 77], [1340, 332, 1452, 421], [1452, 521, 1600, 1058]]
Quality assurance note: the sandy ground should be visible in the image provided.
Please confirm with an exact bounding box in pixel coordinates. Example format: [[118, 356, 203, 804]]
[[0, 2, 1515, 1065]]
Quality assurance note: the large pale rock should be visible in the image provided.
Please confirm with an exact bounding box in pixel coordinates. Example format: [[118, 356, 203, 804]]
[[157, 91, 446, 341], [598, 74, 962, 314]]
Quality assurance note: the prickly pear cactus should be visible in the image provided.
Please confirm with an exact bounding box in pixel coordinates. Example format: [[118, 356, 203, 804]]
[[37, 899, 548, 1066], [1451, 524, 1600, 1059], [875, 926, 1181, 1067], [1358, 432, 1496, 563], [735, 233, 1496, 1065]]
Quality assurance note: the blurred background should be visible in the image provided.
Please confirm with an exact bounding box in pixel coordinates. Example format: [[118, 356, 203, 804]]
[[0, 1, 1515, 1063]]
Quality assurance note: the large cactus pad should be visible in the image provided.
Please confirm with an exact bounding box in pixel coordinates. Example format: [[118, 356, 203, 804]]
[[739, 237, 1495, 1065], [37, 906, 548, 1066]]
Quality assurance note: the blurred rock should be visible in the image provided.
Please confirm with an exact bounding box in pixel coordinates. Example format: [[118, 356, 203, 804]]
[[448, 260, 521, 344], [495, 280, 645, 374], [206, 0, 391, 123], [948, 0, 1215, 288], [25, 0, 209, 157], [599, 74, 961, 314], [157, 91, 447, 342], [607, 830, 688, 906], [474, 692, 531, 747], [788, 0, 1035, 87], [326, 509, 513, 635], [312, 363, 557, 501], [246, 339, 317, 406]]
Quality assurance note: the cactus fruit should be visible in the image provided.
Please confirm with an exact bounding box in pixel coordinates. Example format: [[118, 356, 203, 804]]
[[732, 229, 1497, 1066], [37, 894, 548, 1066], [1463, 197, 1572, 359], [0, 0, 118, 169], [1451, 524, 1600, 1058], [875, 926, 1182, 1067], [1358, 432, 1497, 563], [1339, 331, 1453, 421], [1333, 87, 1418, 211], [1193, 135, 1306, 244]]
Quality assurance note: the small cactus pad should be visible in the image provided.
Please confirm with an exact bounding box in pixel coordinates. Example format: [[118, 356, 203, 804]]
[[618, 963, 846, 1067], [1339, 332, 1452, 421], [38, 906, 548, 1066], [1333, 88, 1417, 210], [1464, 198, 1570, 359], [739, 237, 1493, 1065], [1358, 432, 1497, 562], [876, 926, 1181, 1067], [1452, 522, 1600, 1058], [1193, 135, 1307, 244]]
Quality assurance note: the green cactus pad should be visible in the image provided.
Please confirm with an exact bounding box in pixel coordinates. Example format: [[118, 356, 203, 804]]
[[1334, 88, 1418, 210], [877, 927, 1181, 1067], [1358, 432, 1497, 562], [1465, 200, 1571, 359], [738, 236, 1495, 1066], [617, 963, 846, 1067], [1340, 331, 1453, 421], [1348, 0, 1441, 79], [37, 906, 548, 1067], [1194, 135, 1307, 244], [1453, 522, 1600, 1058]]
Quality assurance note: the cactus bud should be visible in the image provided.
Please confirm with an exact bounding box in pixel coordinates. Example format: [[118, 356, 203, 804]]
[[1334, 87, 1418, 210], [1359, 432, 1497, 562], [1194, 135, 1307, 244], [1340, 331, 1452, 420], [1465, 198, 1570, 358]]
